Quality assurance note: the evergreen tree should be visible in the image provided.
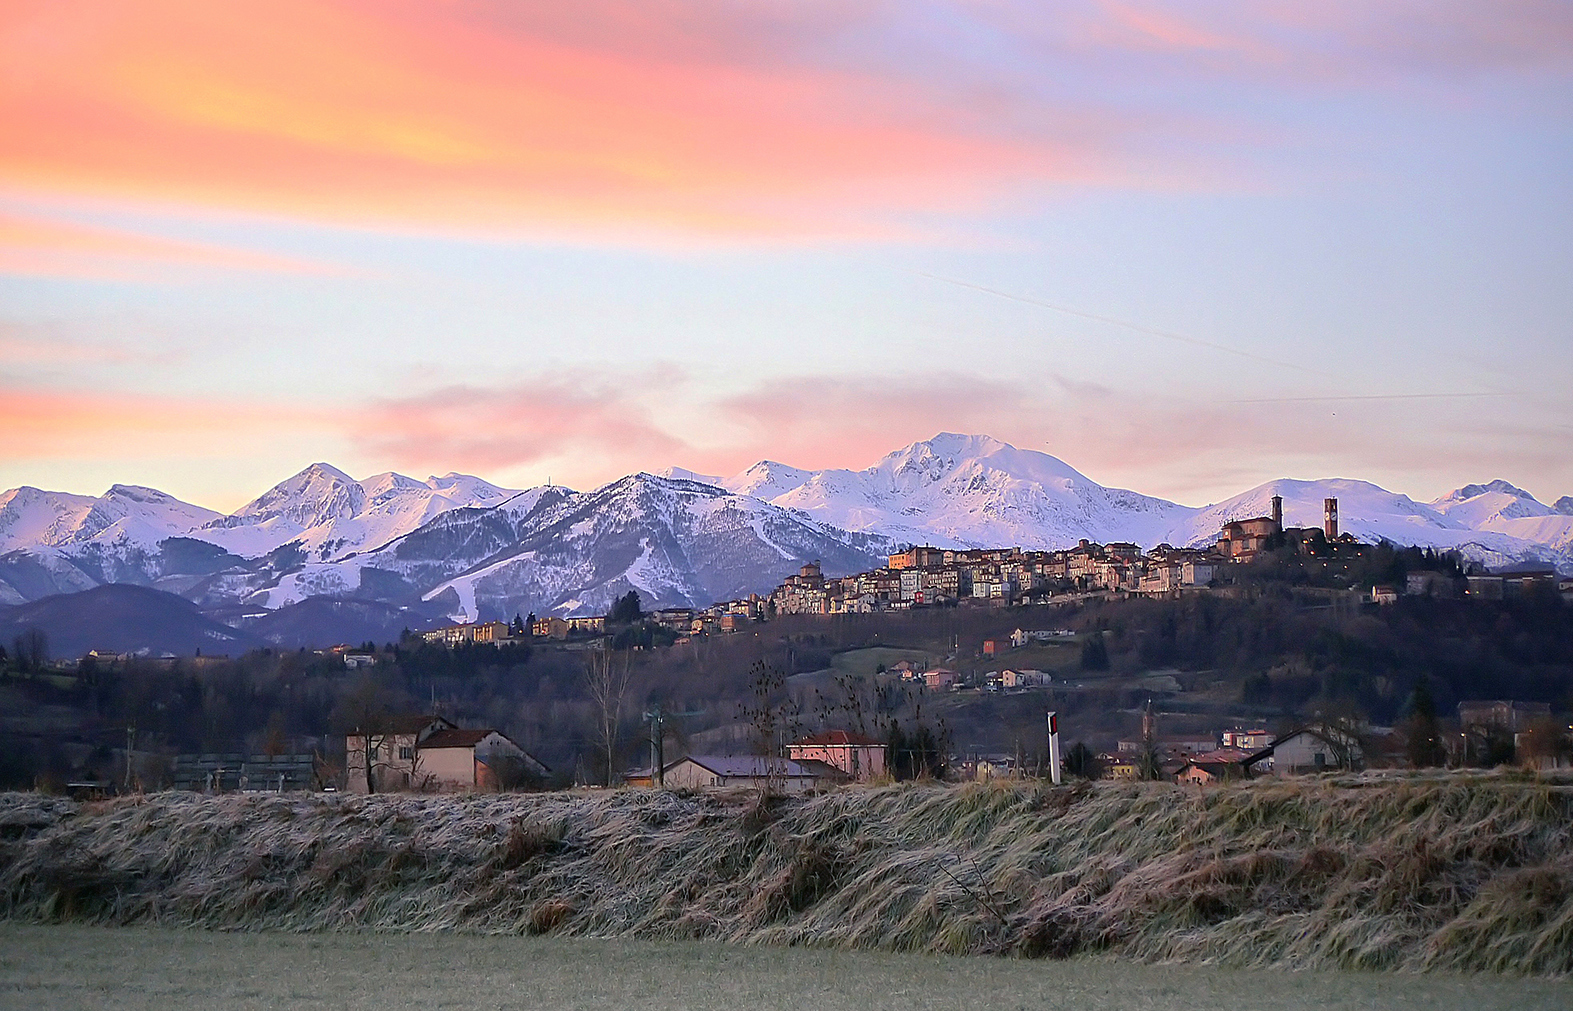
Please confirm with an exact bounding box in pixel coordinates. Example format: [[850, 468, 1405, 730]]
[[609, 590, 642, 625], [1080, 635, 1110, 671], [1404, 678, 1446, 768]]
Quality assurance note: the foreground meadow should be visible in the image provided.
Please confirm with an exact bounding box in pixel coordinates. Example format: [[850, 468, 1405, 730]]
[[2, 774, 1571, 976], [1, 923, 1569, 1011]]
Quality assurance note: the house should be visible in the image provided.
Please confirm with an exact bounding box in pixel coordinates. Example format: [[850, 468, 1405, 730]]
[[658, 755, 850, 793], [1104, 755, 1139, 779], [1173, 748, 1255, 784], [982, 638, 1005, 656], [532, 616, 570, 639], [1244, 725, 1363, 775], [416, 728, 548, 791], [1221, 728, 1271, 751], [787, 730, 887, 781], [345, 715, 547, 792], [923, 668, 960, 690], [999, 668, 1050, 689], [346, 714, 457, 792], [1457, 700, 1552, 733], [1176, 759, 1237, 785], [1370, 585, 1399, 605], [1010, 628, 1074, 647]]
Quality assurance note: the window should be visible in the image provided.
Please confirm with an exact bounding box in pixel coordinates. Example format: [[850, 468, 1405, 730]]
[[400, 746, 414, 760]]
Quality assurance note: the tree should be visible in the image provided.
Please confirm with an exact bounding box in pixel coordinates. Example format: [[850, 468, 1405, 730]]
[[581, 648, 635, 786], [1402, 678, 1445, 768], [1063, 740, 1102, 779], [1136, 700, 1163, 781], [736, 659, 804, 788], [1080, 634, 1109, 672], [331, 677, 398, 794], [12, 628, 48, 673], [813, 669, 875, 736], [609, 591, 642, 626], [510, 613, 527, 637], [887, 718, 948, 780]]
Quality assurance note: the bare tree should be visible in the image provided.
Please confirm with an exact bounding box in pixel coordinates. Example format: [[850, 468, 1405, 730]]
[[737, 660, 804, 790], [581, 648, 635, 786], [813, 670, 874, 736], [332, 676, 396, 794]]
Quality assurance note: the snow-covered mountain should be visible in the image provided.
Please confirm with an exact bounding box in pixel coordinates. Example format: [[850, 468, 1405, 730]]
[[1428, 480, 1573, 566], [2, 437, 1569, 616], [1154, 477, 1568, 570], [256, 473, 891, 620], [0, 484, 218, 554], [721, 434, 1194, 550], [0, 466, 517, 606], [195, 463, 517, 561]]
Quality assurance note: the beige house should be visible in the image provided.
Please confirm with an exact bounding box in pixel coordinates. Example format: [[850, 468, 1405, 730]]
[[346, 715, 546, 792], [1245, 725, 1363, 775], [658, 755, 848, 794], [788, 730, 887, 781]]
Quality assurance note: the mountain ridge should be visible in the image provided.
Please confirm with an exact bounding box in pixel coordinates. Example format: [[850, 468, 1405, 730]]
[[1, 436, 1568, 619]]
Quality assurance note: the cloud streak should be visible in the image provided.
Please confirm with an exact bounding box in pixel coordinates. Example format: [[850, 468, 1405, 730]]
[[0, 209, 344, 279]]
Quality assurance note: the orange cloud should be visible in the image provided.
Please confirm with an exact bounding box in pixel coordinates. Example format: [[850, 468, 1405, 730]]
[[0, 209, 339, 279], [0, 386, 332, 460], [0, 0, 1120, 240]]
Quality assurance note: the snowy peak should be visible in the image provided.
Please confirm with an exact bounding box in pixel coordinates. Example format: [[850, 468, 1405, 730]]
[[1556, 497, 1573, 517], [723, 460, 813, 500], [1440, 479, 1538, 504], [734, 433, 1188, 550], [193, 464, 520, 561], [224, 462, 364, 528], [1432, 480, 1553, 527], [656, 466, 724, 488], [0, 486, 99, 552], [0, 483, 217, 553]]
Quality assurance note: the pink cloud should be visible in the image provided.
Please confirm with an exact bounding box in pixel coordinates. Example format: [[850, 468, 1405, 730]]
[[349, 376, 689, 477]]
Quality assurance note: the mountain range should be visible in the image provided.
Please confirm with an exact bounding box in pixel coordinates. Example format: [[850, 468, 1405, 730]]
[[2, 435, 1569, 645]]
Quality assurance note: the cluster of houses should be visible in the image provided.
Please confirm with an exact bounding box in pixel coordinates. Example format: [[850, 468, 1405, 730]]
[[768, 541, 1224, 617]]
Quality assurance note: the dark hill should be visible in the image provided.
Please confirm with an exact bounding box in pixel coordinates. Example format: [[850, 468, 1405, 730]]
[[0, 584, 263, 660], [245, 596, 446, 650]]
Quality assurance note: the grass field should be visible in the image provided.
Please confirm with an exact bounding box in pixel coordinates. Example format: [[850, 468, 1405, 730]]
[[4, 776, 1571, 977], [1, 924, 1569, 1011]]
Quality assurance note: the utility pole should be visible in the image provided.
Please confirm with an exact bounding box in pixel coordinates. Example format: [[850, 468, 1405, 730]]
[[645, 705, 666, 788], [124, 724, 136, 792], [1046, 711, 1062, 786]]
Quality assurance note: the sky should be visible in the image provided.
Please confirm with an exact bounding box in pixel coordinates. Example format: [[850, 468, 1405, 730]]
[[2, 0, 1570, 512]]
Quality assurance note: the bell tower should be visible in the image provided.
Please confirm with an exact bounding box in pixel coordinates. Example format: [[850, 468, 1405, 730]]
[[1324, 498, 1338, 540]]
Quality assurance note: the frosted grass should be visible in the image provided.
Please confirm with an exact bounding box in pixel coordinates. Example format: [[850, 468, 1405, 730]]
[[1, 772, 1570, 977]]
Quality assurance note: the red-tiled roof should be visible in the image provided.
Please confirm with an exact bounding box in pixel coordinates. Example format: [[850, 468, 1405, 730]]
[[794, 730, 886, 748], [420, 728, 494, 749]]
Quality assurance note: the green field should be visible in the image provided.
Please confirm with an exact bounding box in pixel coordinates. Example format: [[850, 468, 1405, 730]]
[[1, 924, 1567, 1011]]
